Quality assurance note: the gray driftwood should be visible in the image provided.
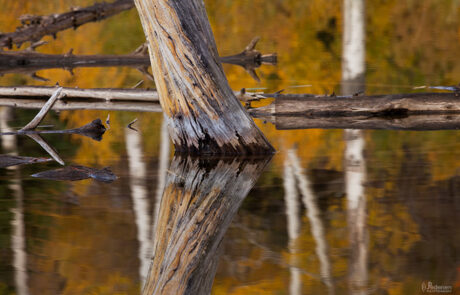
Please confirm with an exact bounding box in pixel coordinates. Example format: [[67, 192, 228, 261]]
[[143, 155, 270, 295], [134, 0, 274, 155], [0, 0, 134, 49], [0, 97, 162, 112], [266, 114, 460, 131], [0, 86, 264, 102], [251, 92, 460, 116], [20, 87, 63, 131]]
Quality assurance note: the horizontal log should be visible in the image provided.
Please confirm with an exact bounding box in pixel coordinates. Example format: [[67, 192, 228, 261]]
[[0, 97, 162, 112], [267, 114, 460, 131], [0, 0, 134, 49], [0, 86, 264, 102], [250, 92, 460, 116], [0, 86, 159, 101], [0, 38, 275, 80]]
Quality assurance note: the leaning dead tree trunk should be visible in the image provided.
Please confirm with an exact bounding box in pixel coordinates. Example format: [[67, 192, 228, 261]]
[[134, 0, 274, 155]]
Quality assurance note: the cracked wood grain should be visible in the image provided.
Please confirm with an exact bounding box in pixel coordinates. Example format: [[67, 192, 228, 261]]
[[134, 0, 274, 155]]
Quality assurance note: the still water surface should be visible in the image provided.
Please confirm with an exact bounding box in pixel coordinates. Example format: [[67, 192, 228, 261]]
[[0, 1, 459, 294]]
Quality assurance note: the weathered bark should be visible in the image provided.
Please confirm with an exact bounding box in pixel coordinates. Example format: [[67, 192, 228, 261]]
[[250, 92, 460, 117], [0, 86, 264, 102], [0, 0, 134, 49], [143, 155, 270, 295], [134, 0, 274, 155]]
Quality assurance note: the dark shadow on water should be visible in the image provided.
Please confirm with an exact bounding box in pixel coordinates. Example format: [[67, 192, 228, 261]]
[[143, 155, 272, 295]]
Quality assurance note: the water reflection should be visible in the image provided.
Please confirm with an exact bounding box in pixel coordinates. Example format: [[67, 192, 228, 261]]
[[143, 155, 271, 294]]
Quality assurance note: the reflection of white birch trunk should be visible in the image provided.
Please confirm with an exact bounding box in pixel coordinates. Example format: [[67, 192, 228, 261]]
[[125, 128, 150, 286], [342, 0, 368, 293], [152, 116, 170, 240], [283, 156, 301, 295], [288, 149, 334, 294], [345, 130, 368, 295], [0, 107, 29, 295]]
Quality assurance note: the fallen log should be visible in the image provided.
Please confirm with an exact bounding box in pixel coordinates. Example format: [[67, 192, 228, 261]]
[[134, 0, 274, 155], [250, 92, 460, 117], [0, 38, 275, 81], [0, 97, 162, 112], [143, 155, 270, 295], [0, 154, 52, 168], [32, 165, 117, 182], [0, 0, 134, 49], [0, 86, 264, 102], [1, 119, 107, 141], [264, 114, 460, 131]]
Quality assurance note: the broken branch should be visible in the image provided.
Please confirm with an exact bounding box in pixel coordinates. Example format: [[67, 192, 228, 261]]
[[20, 87, 63, 131]]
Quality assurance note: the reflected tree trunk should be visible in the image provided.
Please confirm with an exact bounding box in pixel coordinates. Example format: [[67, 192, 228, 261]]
[[125, 128, 151, 286], [283, 156, 302, 295], [152, 116, 170, 240], [143, 155, 271, 295], [344, 130, 368, 295], [342, 0, 368, 294], [0, 107, 29, 295], [288, 149, 334, 294]]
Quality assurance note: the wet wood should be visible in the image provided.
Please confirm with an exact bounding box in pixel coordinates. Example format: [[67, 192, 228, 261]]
[[143, 155, 271, 295], [0, 154, 52, 168], [0, 86, 264, 102], [264, 114, 460, 131], [0, 0, 134, 49], [219, 37, 277, 82], [134, 0, 274, 155], [2, 119, 107, 141], [0, 40, 275, 81], [0, 50, 149, 77], [250, 92, 460, 116], [32, 165, 117, 182]]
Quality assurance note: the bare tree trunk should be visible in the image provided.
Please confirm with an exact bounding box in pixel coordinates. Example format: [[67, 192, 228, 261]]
[[342, 1, 368, 294], [133, 0, 274, 155]]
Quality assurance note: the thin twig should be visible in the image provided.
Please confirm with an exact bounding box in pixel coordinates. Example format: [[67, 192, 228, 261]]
[[20, 87, 63, 131], [127, 118, 138, 131]]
